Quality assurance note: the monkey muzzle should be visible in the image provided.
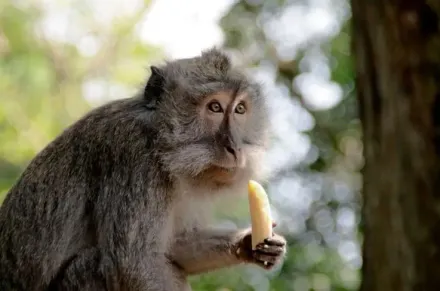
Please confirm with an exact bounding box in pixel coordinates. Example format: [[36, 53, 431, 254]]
[[213, 143, 246, 171]]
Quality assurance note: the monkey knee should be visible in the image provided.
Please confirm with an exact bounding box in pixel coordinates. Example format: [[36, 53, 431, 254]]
[[48, 248, 110, 291], [50, 278, 106, 291]]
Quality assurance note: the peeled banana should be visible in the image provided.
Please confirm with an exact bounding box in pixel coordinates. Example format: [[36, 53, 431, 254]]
[[248, 180, 273, 249]]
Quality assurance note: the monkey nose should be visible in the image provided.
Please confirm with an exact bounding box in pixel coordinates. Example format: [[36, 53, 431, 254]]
[[224, 146, 245, 167]]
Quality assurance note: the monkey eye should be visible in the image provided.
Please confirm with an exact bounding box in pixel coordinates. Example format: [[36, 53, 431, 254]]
[[208, 101, 223, 113], [235, 103, 246, 114]]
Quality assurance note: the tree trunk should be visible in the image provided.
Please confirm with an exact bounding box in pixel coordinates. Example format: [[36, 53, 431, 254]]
[[352, 1, 440, 290]]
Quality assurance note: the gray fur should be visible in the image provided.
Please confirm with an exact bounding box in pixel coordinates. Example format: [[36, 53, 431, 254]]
[[0, 48, 285, 291]]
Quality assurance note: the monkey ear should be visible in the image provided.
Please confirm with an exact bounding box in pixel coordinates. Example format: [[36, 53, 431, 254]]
[[144, 66, 165, 110]]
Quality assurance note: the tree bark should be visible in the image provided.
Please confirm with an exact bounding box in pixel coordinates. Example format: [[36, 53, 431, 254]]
[[352, 1, 440, 290]]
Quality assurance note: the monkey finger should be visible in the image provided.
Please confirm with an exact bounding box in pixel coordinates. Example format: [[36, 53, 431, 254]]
[[264, 237, 286, 247], [259, 261, 275, 270], [252, 251, 279, 265], [255, 259, 278, 270], [255, 244, 285, 255], [272, 221, 277, 228]]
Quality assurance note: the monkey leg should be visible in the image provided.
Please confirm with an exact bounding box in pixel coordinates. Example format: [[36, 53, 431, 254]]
[[49, 248, 182, 291], [46, 248, 108, 291]]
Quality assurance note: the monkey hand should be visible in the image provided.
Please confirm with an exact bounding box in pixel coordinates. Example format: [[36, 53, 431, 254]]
[[234, 223, 286, 270]]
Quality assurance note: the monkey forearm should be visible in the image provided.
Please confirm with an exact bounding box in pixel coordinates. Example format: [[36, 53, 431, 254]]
[[168, 228, 245, 275]]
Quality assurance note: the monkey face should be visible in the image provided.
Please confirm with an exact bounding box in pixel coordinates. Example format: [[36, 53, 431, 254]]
[[146, 49, 269, 189], [159, 87, 269, 188], [197, 90, 260, 170]]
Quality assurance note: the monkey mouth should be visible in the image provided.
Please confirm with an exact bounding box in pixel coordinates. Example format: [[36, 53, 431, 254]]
[[212, 165, 237, 173], [211, 163, 239, 173], [197, 165, 241, 184], [212, 156, 246, 170], [219, 166, 235, 172]]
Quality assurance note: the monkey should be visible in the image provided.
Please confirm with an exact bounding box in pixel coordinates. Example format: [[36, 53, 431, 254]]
[[0, 48, 286, 291]]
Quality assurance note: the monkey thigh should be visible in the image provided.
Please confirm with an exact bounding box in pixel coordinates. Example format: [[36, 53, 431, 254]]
[[47, 248, 108, 291], [170, 263, 192, 291]]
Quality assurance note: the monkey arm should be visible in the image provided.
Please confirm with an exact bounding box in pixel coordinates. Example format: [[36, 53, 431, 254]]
[[167, 228, 247, 275]]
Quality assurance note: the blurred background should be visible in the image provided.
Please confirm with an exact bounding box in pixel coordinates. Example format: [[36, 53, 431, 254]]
[[0, 0, 361, 290]]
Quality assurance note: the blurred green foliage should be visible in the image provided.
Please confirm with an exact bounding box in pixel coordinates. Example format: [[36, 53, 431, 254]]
[[0, 0, 162, 200], [0, 0, 361, 290]]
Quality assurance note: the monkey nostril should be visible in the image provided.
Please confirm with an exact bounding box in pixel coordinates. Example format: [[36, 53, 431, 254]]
[[225, 146, 236, 158]]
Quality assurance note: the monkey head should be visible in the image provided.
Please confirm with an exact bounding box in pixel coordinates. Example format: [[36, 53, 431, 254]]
[[145, 48, 270, 190]]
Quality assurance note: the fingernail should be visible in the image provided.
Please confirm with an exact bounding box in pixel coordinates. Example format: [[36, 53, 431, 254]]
[[236, 248, 241, 255], [264, 261, 268, 266]]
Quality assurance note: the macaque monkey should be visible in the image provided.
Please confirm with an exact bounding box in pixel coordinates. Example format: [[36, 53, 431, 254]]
[[0, 48, 286, 291]]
